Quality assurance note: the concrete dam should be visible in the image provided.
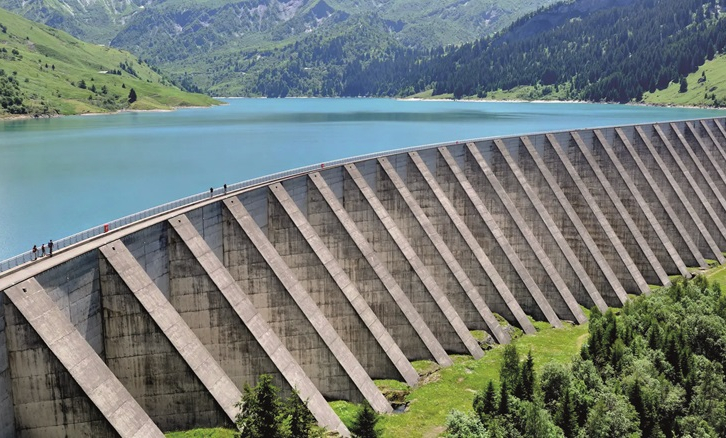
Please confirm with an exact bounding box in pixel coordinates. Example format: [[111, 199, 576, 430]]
[[1, 118, 726, 437]]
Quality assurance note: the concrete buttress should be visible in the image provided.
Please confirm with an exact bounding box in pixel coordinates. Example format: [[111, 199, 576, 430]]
[[268, 182, 419, 385], [5, 277, 164, 437], [438, 146, 562, 327], [223, 198, 392, 414], [309, 171, 452, 366], [377, 156, 509, 343]]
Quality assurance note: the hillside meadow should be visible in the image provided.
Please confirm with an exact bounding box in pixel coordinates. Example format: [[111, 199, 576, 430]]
[[0, 7, 217, 118]]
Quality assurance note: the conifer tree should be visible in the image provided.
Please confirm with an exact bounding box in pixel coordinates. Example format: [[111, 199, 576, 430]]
[[235, 374, 282, 438], [128, 88, 137, 104], [351, 402, 379, 438], [629, 381, 646, 434], [498, 381, 510, 416], [517, 349, 536, 401], [557, 389, 577, 438], [501, 344, 520, 392], [474, 380, 497, 419], [285, 389, 315, 438], [679, 77, 688, 93]]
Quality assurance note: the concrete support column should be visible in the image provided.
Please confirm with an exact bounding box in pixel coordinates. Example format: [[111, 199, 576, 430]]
[[168, 214, 349, 434], [5, 277, 164, 437], [308, 171, 452, 366], [438, 146, 562, 327], [100, 241, 233, 432], [517, 135, 627, 306], [100, 240, 241, 423], [613, 127, 706, 267], [345, 163, 483, 358], [467, 142, 586, 323], [486, 138, 607, 312], [543, 134, 650, 294], [408, 151, 535, 333], [664, 124, 726, 247], [0, 295, 14, 437], [650, 125, 726, 255], [224, 198, 392, 414], [680, 122, 726, 222], [268, 182, 418, 385], [568, 131, 669, 286], [377, 157, 508, 343], [590, 130, 688, 277]]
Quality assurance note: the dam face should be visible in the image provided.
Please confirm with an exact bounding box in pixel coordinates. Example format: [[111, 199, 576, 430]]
[[1, 119, 725, 437]]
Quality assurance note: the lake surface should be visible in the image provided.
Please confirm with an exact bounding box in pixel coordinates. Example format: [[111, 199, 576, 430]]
[[0, 98, 723, 261]]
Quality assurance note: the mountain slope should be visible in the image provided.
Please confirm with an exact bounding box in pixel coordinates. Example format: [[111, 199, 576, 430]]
[[643, 54, 726, 108], [0, 0, 558, 93], [340, 0, 726, 104], [0, 0, 148, 43], [0, 7, 217, 117]]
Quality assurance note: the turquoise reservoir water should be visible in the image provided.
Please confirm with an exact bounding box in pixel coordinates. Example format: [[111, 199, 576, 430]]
[[0, 98, 723, 261]]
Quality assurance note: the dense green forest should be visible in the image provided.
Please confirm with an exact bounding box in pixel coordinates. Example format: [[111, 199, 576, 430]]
[[3, 0, 725, 104], [245, 0, 726, 104], [446, 276, 726, 437], [419, 0, 726, 103], [0, 0, 558, 96]]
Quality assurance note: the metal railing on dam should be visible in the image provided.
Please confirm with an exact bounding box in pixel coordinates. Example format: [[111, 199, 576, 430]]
[[1, 118, 726, 437], [0, 138, 469, 274]]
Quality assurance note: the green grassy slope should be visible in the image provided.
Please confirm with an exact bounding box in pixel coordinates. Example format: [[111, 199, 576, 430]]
[[326, 319, 589, 438], [0, 7, 217, 118], [165, 321, 588, 438], [643, 54, 726, 107]]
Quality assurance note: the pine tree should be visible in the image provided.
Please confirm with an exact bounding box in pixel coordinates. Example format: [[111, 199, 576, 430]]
[[498, 381, 510, 416], [557, 389, 577, 438], [285, 389, 315, 438], [235, 374, 283, 438], [351, 402, 379, 438], [128, 88, 137, 104], [629, 381, 646, 434], [679, 77, 688, 93], [517, 349, 536, 401], [501, 344, 520, 392], [474, 380, 498, 419]]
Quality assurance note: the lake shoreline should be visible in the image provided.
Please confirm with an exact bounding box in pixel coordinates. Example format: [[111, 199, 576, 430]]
[[0, 101, 225, 122], [3, 96, 722, 122], [398, 96, 726, 111]]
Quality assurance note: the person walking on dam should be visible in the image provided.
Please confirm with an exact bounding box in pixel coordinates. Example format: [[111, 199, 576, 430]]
[[32, 244, 37, 260], [41, 244, 46, 257], [48, 239, 53, 257]]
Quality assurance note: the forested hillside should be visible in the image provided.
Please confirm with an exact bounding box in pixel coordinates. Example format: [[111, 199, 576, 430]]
[[450, 276, 726, 437], [0, 0, 556, 94], [341, 0, 726, 103], [3, 0, 725, 104], [201, 0, 726, 102], [0, 8, 216, 117]]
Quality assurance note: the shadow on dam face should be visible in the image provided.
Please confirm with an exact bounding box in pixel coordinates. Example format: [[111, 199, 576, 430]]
[[2, 118, 726, 437]]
